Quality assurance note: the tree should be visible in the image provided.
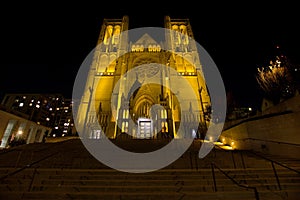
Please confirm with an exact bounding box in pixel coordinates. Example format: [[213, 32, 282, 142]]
[[256, 54, 298, 104]]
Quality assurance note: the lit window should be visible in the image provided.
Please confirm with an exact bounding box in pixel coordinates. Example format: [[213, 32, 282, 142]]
[[122, 122, 125, 132], [123, 110, 129, 119], [161, 122, 168, 132], [125, 122, 128, 132], [36, 105, 40, 108], [19, 103, 24, 107], [161, 109, 167, 119]]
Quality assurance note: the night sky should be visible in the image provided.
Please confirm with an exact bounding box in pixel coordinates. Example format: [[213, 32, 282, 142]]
[[1, 2, 299, 111]]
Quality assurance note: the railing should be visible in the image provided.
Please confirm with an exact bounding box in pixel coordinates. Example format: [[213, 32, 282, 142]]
[[214, 143, 300, 191], [247, 150, 300, 190], [214, 144, 238, 169], [233, 137, 300, 147], [0, 139, 74, 181], [223, 110, 293, 131], [211, 162, 260, 200], [0, 148, 18, 155], [0, 151, 58, 181], [189, 150, 199, 171]]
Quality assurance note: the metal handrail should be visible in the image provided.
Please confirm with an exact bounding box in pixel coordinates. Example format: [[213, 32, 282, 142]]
[[221, 136, 300, 147], [0, 148, 18, 155], [211, 162, 259, 200], [213, 144, 237, 168], [0, 152, 58, 181], [247, 150, 300, 191], [247, 150, 300, 174], [214, 145, 300, 191], [0, 139, 75, 181]]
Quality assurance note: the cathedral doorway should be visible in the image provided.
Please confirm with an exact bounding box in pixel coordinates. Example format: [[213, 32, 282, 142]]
[[137, 118, 153, 139]]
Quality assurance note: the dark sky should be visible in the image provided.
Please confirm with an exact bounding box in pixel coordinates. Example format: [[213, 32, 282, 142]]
[[1, 2, 299, 111]]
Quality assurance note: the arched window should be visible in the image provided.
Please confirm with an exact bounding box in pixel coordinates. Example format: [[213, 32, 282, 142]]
[[112, 25, 121, 45], [103, 25, 113, 45], [148, 45, 153, 52]]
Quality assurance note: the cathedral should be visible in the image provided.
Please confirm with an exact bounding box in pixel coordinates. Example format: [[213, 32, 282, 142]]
[[75, 16, 211, 139]]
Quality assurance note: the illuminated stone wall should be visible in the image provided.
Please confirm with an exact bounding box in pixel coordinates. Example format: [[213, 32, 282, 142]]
[[221, 95, 300, 158]]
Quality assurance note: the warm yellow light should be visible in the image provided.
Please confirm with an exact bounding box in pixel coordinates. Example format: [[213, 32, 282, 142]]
[[214, 141, 224, 146], [231, 141, 235, 145], [17, 131, 23, 135], [220, 145, 234, 150]]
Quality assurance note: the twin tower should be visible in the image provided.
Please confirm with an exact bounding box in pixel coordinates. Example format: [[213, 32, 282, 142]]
[[75, 16, 211, 139]]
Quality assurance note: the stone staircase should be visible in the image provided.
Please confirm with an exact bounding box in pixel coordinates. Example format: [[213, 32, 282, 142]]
[[0, 138, 299, 199]]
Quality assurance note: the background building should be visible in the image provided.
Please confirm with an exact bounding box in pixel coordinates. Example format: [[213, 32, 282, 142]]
[[1, 93, 75, 138], [0, 105, 52, 148]]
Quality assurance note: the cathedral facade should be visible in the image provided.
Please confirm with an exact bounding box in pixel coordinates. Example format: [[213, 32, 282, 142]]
[[75, 16, 211, 139]]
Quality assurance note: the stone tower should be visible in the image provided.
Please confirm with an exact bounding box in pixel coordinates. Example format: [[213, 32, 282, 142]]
[[75, 16, 211, 139]]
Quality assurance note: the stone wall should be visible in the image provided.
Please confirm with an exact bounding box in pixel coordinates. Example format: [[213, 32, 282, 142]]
[[221, 95, 300, 159]]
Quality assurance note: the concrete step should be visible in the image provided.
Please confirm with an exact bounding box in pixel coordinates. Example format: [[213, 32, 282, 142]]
[[0, 190, 258, 200]]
